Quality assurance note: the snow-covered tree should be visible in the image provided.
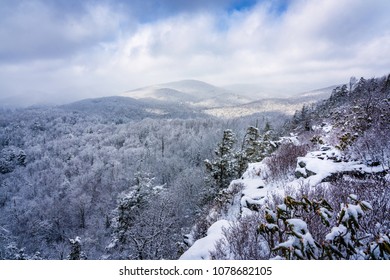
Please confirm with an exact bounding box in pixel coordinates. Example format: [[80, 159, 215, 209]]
[[323, 194, 373, 260], [68, 236, 87, 260], [109, 172, 154, 250], [259, 195, 331, 259], [258, 194, 385, 260], [236, 126, 277, 176], [236, 126, 261, 175], [205, 129, 238, 189]]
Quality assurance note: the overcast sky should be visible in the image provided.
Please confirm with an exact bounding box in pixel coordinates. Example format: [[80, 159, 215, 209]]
[[1, 0, 390, 106]]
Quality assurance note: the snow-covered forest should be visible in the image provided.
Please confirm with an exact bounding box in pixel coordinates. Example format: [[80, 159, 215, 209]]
[[181, 75, 390, 260], [0, 91, 285, 259], [1, 75, 389, 260]]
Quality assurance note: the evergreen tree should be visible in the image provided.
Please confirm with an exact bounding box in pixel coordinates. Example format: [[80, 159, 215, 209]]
[[236, 126, 262, 175], [205, 129, 237, 189], [68, 237, 87, 260], [109, 172, 154, 252], [263, 121, 272, 134], [243, 126, 261, 162]]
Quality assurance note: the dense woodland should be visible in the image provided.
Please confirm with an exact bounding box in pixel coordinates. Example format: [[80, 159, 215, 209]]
[[184, 75, 390, 260], [0, 95, 285, 259], [0, 75, 389, 260]]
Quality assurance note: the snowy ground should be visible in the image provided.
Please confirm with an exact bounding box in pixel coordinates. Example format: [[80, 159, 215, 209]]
[[180, 142, 388, 260], [179, 162, 283, 260]]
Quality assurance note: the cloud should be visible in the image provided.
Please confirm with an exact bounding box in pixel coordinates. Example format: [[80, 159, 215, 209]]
[[1, 0, 390, 106], [0, 1, 124, 62]]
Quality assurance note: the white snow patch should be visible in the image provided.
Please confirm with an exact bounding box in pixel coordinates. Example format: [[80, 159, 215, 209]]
[[279, 134, 300, 146], [179, 220, 230, 260], [242, 162, 270, 180], [340, 203, 363, 224], [294, 146, 388, 187], [312, 123, 333, 133], [241, 178, 266, 198], [326, 224, 348, 241], [287, 218, 308, 232], [323, 124, 333, 133]]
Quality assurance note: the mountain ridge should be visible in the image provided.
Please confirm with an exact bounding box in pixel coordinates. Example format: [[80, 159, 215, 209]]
[[120, 79, 337, 117], [121, 79, 254, 108]]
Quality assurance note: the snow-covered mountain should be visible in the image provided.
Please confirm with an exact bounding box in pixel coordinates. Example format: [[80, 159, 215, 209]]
[[2, 74, 388, 260], [60, 82, 337, 121], [204, 98, 305, 118], [181, 141, 389, 259], [296, 85, 340, 100], [180, 75, 390, 260], [121, 79, 337, 118], [121, 79, 255, 108], [204, 86, 338, 118], [59, 95, 205, 121]]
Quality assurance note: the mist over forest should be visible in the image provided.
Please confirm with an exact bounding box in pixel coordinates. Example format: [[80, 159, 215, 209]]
[[1, 75, 389, 260], [1, 0, 390, 261]]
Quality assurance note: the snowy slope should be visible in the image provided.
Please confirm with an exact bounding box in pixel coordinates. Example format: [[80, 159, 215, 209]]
[[179, 220, 230, 260], [204, 86, 337, 118], [121, 80, 253, 108], [180, 130, 389, 260], [290, 146, 388, 189], [59, 95, 206, 121], [180, 161, 284, 260], [297, 85, 339, 99], [204, 98, 307, 117]]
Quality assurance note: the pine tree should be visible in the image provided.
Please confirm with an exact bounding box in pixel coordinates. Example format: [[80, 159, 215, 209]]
[[263, 121, 272, 134], [243, 126, 261, 162], [205, 129, 237, 189], [236, 126, 262, 175], [68, 237, 87, 260], [109, 172, 154, 251]]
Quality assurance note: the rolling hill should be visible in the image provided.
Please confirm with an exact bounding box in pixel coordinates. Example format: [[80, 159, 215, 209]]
[[121, 79, 254, 108], [121, 79, 337, 118]]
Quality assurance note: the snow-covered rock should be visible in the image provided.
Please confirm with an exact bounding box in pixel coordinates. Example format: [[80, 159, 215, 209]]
[[294, 146, 388, 187], [180, 159, 281, 259], [179, 220, 230, 260], [180, 144, 388, 260]]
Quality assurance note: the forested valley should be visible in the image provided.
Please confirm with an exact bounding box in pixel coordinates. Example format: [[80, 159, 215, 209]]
[[1, 75, 389, 260], [0, 94, 286, 259]]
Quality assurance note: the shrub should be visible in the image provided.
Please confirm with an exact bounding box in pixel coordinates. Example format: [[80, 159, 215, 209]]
[[265, 144, 309, 180]]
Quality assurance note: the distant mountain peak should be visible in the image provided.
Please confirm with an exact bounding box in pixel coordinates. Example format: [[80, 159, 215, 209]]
[[121, 79, 253, 108]]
